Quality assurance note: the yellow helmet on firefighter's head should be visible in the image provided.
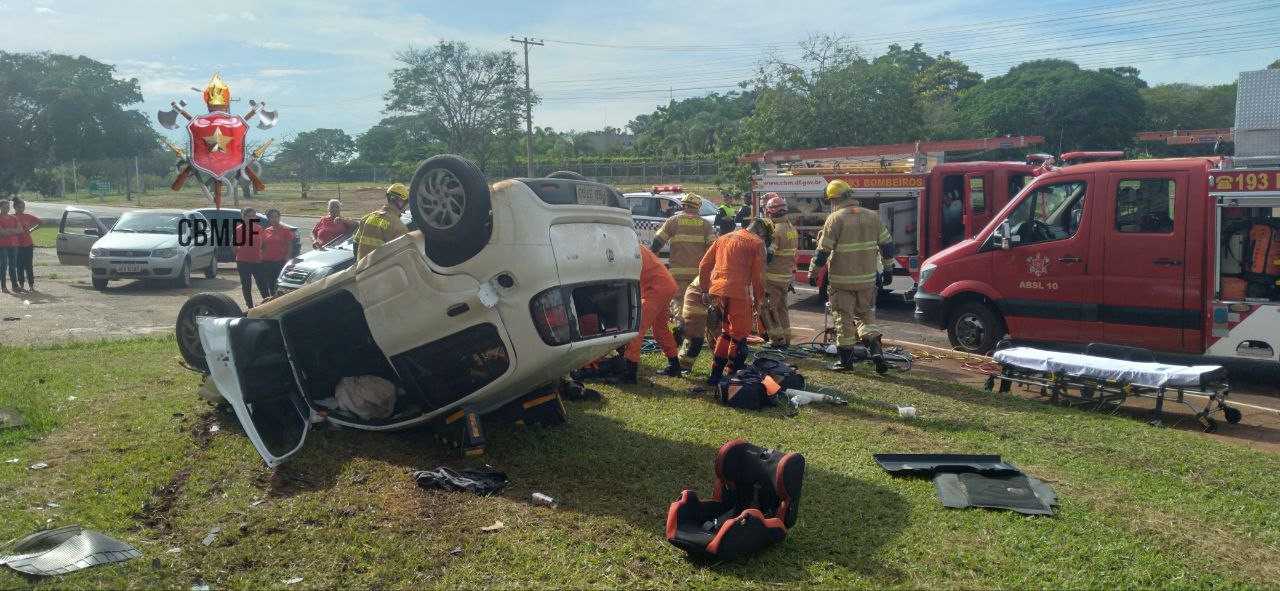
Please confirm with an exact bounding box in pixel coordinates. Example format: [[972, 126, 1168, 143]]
[[825, 179, 851, 200], [386, 183, 410, 205], [681, 193, 703, 209]]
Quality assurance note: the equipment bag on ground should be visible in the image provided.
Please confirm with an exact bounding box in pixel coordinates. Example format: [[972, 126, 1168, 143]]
[[718, 367, 777, 409]]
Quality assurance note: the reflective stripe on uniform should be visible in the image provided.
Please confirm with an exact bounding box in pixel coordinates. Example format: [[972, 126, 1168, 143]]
[[766, 272, 793, 283], [828, 271, 878, 285], [834, 240, 878, 252], [670, 234, 709, 243], [355, 235, 386, 247]]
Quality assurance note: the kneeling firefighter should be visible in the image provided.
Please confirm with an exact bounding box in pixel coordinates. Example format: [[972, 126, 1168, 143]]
[[676, 275, 723, 371], [698, 218, 771, 385], [808, 179, 895, 373], [620, 243, 682, 383]]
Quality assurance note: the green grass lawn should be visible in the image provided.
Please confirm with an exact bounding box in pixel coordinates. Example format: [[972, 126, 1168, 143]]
[[28, 227, 57, 248], [2, 337, 1278, 588]]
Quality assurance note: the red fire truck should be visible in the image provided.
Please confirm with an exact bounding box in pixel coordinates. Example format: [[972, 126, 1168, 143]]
[[742, 137, 1045, 298], [914, 69, 1280, 366]]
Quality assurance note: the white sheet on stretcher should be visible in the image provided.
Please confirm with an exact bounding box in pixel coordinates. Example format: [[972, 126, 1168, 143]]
[[992, 347, 1223, 388]]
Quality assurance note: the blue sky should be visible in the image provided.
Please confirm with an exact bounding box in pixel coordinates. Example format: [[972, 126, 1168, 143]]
[[2, 0, 1277, 144]]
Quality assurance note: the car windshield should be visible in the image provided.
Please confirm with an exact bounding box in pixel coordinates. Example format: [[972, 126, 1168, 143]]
[[699, 201, 717, 216], [112, 212, 184, 234]]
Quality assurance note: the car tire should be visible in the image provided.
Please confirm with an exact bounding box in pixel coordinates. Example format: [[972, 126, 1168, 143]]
[[204, 255, 217, 279], [410, 154, 492, 267], [92, 277, 109, 290], [947, 301, 1005, 354], [175, 258, 191, 288], [176, 292, 244, 372], [547, 170, 587, 180]]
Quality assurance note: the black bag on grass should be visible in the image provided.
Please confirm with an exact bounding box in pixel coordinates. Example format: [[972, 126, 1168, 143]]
[[751, 358, 805, 391], [718, 368, 777, 410]]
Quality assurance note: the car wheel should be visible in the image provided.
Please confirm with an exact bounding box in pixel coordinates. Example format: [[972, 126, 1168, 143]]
[[175, 258, 191, 288], [410, 154, 492, 267], [204, 255, 217, 279], [947, 301, 1004, 354], [92, 277, 109, 290], [176, 292, 244, 372], [547, 170, 587, 180]]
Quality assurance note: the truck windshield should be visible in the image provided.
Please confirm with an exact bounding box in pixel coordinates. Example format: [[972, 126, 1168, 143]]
[[1004, 181, 1087, 246]]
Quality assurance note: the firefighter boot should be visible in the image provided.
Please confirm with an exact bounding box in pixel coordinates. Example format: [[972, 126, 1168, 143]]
[[867, 335, 889, 374], [672, 324, 684, 349], [679, 337, 704, 372], [608, 361, 639, 385], [657, 356, 685, 377], [706, 356, 729, 386], [827, 347, 857, 371], [728, 338, 750, 373]]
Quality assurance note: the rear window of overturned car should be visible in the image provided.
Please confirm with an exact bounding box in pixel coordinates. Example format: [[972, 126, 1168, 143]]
[[520, 179, 627, 209]]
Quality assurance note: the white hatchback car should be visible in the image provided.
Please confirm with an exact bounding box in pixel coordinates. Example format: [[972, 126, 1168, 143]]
[[176, 155, 642, 466]]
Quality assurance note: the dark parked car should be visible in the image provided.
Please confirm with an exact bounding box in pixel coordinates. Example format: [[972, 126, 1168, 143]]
[[275, 211, 413, 294], [194, 207, 301, 262]]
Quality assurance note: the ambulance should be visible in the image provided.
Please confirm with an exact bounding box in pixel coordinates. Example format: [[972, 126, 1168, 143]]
[[914, 69, 1280, 366]]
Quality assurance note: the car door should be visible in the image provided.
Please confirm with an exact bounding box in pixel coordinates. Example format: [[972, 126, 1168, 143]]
[[628, 196, 663, 249], [56, 208, 107, 266], [189, 213, 216, 267], [199, 316, 310, 467], [987, 176, 1094, 343], [1098, 172, 1192, 351]]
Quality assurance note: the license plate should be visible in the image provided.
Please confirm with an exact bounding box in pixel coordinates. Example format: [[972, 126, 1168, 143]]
[[117, 263, 143, 273], [575, 184, 607, 206]]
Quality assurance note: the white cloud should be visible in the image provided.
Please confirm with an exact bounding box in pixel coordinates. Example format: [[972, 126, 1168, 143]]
[[250, 40, 290, 50], [259, 68, 310, 78], [239, 11, 257, 21], [34, 6, 53, 13], [0, 4, 11, 12]]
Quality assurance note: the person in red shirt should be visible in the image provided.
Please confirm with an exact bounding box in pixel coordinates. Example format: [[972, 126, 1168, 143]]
[[233, 207, 268, 308], [312, 199, 357, 249], [0, 200, 21, 294], [618, 244, 681, 383], [260, 208, 296, 297], [12, 198, 40, 291]]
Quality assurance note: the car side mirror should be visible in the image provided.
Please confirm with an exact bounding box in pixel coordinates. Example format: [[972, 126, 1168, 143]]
[[84, 229, 99, 237], [995, 221, 1011, 250]]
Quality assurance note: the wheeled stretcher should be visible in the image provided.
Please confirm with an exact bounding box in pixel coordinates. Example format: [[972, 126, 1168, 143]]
[[984, 345, 1242, 432]]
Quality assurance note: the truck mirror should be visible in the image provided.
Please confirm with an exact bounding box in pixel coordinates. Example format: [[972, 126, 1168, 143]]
[[997, 221, 1012, 250]]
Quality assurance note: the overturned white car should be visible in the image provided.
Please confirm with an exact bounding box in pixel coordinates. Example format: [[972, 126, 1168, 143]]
[[176, 157, 641, 466]]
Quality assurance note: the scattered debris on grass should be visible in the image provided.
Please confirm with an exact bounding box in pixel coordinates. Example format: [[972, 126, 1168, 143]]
[[201, 527, 220, 547], [0, 525, 142, 576], [29, 462, 48, 470], [531, 492, 558, 508], [412, 467, 508, 496], [281, 576, 304, 585], [480, 520, 505, 533], [0, 407, 28, 430]]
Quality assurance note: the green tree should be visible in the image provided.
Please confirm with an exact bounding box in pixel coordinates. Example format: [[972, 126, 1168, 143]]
[[274, 128, 355, 198], [1141, 83, 1235, 131], [956, 59, 1145, 152], [384, 41, 532, 167], [0, 51, 157, 195]]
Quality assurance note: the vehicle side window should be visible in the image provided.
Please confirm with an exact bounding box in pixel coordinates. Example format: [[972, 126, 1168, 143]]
[[627, 197, 649, 217], [1008, 174, 1033, 199], [1003, 181, 1087, 246], [1115, 179, 1175, 233], [968, 177, 986, 213], [60, 211, 99, 235], [659, 199, 681, 218], [391, 324, 511, 408]]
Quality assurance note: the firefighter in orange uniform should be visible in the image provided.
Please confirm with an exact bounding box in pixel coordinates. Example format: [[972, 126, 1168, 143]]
[[621, 244, 682, 383], [649, 192, 716, 341], [697, 218, 770, 385], [760, 193, 797, 348]]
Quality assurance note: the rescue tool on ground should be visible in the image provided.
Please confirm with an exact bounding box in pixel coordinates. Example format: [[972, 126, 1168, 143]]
[[157, 72, 279, 210]]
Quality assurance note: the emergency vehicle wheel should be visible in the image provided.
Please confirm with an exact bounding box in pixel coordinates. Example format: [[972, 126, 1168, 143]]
[[410, 154, 492, 267], [176, 292, 244, 372], [547, 170, 587, 180], [947, 302, 1004, 354]]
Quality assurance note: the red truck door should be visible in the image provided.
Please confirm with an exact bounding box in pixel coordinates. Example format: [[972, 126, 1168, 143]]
[[988, 176, 1094, 342], [1097, 172, 1192, 351], [964, 172, 995, 238]]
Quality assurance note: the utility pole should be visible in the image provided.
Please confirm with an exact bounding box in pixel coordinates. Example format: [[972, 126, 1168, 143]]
[[510, 36, 543, 177]]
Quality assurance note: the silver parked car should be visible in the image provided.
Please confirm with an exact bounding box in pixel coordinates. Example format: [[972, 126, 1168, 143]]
[[56, 207, 218, 290], [275, 211, 413, 294]]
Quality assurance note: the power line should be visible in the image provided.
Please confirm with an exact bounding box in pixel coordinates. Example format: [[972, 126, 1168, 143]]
[[511, 36, 544, 176]]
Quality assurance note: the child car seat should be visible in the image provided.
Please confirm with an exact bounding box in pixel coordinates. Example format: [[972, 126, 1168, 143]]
[[665, 439, 805, 559]]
